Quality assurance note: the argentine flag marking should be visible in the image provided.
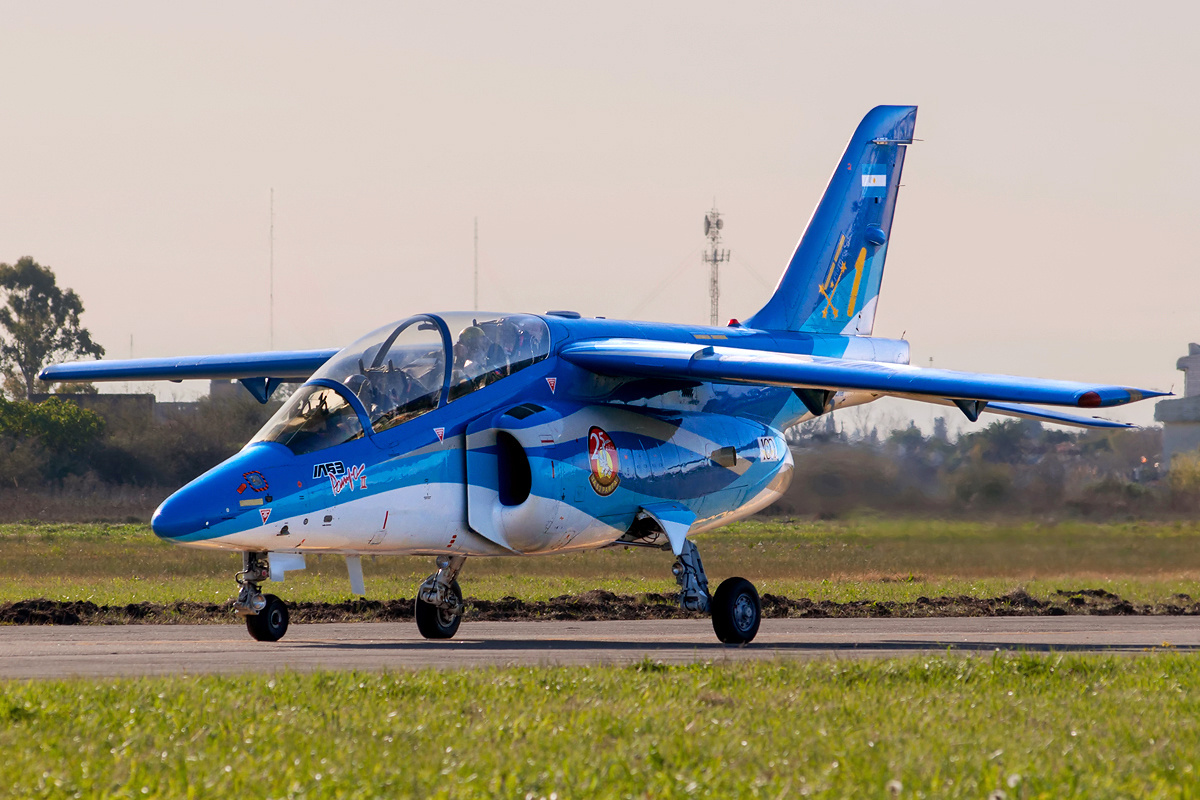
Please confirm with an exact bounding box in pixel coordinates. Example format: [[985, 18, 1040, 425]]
[[861, 174, 886, 188]]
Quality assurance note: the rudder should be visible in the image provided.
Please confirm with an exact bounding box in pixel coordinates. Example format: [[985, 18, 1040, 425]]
[[746, 105, 917, 335]]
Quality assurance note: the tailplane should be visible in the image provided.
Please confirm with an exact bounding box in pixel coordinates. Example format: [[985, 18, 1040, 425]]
[[746, 105, 917, 335]]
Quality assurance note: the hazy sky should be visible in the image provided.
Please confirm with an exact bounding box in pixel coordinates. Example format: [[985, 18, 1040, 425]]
[[3, 2, 1196, 427]]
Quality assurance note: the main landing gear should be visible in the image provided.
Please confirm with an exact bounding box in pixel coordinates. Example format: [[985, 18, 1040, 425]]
[[235, 551, 290, 642], [416, 555, 466, 639], [673, 539, 761, 644]]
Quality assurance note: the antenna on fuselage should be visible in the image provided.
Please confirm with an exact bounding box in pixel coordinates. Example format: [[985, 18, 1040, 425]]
[[703, 204, 729, 326]]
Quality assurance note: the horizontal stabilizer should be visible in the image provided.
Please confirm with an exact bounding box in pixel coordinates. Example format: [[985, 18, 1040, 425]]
[[984, 401, 1135, 429], [560, 339, 1166, 409], [39, 349, 339, 384], [889, 394, 1137, 429]]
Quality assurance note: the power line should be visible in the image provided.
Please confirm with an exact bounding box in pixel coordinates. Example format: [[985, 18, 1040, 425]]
[[626, 247, 702, 319]]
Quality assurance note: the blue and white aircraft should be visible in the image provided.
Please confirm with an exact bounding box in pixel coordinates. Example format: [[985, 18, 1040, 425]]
[[42, 106, 1165, 645]]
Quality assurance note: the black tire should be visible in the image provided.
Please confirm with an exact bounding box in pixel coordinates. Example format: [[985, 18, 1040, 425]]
[[246, 594, 289, 642], [711, 577, 761, 644], [415, 579, 463, 640]]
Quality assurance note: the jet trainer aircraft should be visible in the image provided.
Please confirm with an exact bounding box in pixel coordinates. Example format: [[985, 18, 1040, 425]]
[[43, 106, 1165, 645]]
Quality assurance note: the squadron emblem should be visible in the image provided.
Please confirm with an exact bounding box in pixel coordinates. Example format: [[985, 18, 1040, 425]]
[[587, 427, 620, 496]]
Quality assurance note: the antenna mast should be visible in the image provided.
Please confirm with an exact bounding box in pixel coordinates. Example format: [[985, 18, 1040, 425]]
[[702, 204, 730, 326], [269, 188, 275, 350]]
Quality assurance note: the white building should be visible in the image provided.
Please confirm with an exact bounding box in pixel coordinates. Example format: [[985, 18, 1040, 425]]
[[1155, 343, 1200, 466]]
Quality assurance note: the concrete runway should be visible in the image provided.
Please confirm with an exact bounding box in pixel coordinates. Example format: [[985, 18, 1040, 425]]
[[2, 617, 1198, 679]]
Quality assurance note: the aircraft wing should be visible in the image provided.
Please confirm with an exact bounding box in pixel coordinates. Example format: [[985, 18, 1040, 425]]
[[559, 338, 1166, 411], [39, 349, 339, 397]]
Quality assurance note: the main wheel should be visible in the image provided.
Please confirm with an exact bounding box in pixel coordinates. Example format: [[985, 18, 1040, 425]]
[[711, 577, 761, 644], [415, 579, 463, 640], [246, 594, 289, 642]]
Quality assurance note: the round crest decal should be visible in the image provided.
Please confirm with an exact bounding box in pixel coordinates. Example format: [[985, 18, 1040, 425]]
[[587, 427, 620, 496]]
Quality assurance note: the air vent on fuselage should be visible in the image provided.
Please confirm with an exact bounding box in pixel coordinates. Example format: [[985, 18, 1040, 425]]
[[496, 431, 532, 506], [504, 403, 546, 420], [710, 446, 737, 468]]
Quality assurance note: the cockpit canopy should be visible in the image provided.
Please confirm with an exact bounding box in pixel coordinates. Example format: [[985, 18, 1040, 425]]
[[251, 313, 550, 455]]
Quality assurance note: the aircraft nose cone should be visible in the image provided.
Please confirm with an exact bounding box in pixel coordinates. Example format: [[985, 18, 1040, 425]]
[[151, 443, 291, 541], [152, 484, 209, 540]]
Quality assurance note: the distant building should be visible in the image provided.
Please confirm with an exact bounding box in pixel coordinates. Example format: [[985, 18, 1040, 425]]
[[1155, 343, 1200, 466], [208, 379, 243, 401], [32, 380, 247, 423], [28, 392, 155, 420]]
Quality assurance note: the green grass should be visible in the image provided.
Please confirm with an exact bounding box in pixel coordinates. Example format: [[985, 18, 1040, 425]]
[[3, 654, 1199, 798], [5, 518, 1200, 608], [3, 519, 1200, 606]]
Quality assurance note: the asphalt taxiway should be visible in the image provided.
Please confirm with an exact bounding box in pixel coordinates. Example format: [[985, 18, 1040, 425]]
[[2, 617, 1197, 679]]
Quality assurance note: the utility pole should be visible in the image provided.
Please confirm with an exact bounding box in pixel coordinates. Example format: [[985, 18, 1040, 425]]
[[269, 188, 275, 350], [702, 205, 730, 326], [473, 217, 479, 312]]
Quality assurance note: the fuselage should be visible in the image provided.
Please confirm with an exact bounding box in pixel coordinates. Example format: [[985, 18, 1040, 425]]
[[150, 312, 909, 557]]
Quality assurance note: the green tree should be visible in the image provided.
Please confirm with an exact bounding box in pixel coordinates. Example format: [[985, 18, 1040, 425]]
[[0, 396, 106, 484], [0, 257, 104, 399]]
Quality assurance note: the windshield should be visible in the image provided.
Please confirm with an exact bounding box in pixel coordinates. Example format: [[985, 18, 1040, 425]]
[[444, 313, 550, 401], [252, 385, 365, 455], [310, 315, 446, 434], [254, 312, 552, 451]]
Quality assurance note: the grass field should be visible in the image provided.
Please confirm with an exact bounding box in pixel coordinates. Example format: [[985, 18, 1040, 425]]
[[2, 654, 1198, 798], [4, 518, 1200, 609]]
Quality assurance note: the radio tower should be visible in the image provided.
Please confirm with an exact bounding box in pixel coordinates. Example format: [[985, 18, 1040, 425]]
[[702, 204, 730, 326]]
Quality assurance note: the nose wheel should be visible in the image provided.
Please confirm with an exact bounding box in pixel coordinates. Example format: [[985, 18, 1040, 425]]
[[235, 551, 291, 642], [246, 594, 290, 642], [416, 555, 466, 639]]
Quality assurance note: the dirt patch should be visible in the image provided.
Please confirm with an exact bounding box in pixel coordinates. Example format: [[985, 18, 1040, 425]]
[[3, 587, 1199, 626]]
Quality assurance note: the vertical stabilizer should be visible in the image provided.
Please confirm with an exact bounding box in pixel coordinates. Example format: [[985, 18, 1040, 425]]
[[746, 105, 917, 335]]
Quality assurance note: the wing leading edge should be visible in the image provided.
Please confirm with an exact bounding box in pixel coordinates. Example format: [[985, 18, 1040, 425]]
[[559, 338, 1166, 426], [39, 349, 339, 402]]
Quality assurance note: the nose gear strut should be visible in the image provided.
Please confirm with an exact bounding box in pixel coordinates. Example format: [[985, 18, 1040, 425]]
[[234, 551, 269, 615]]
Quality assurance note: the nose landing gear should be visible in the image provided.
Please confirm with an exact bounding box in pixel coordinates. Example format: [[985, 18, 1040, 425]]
[[235, 551, 291, 642], [416, 555, 466, 639]]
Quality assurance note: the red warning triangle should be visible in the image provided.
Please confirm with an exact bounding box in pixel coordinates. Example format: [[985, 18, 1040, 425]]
[[546, 377, 557, 393], [259, 508, 272, 525], [434, 427, 445, 442]]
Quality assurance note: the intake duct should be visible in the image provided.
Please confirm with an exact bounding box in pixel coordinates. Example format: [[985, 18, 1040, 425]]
[[496, 431, 532, 506]]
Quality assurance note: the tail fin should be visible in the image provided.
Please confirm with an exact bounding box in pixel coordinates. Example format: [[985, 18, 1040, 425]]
[[745, 105, 917, 335]]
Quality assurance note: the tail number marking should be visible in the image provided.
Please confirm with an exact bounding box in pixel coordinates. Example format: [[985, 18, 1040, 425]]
[[758, 437, 781, 463]]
